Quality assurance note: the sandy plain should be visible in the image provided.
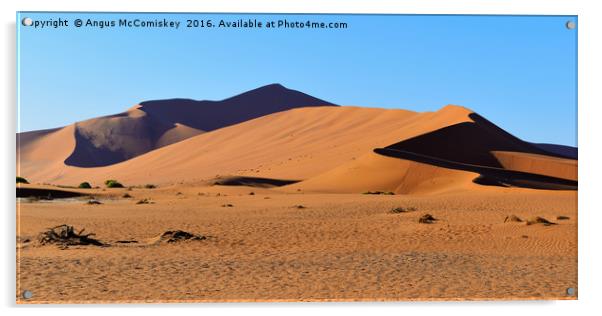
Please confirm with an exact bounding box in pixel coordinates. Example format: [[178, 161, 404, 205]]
[[17, 184, 577, 302]]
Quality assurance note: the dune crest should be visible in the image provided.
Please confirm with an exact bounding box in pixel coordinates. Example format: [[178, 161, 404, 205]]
[[17, 91, 577, 194], [18, 84, 336, 168]]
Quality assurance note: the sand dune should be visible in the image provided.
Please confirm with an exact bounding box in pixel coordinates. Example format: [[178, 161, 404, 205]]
[[283, 152, 480, 195], [18, 84, 335, 168], [18, 105, 480, 187], [17, 101, 578, 194], [492, 151, 577, 181]]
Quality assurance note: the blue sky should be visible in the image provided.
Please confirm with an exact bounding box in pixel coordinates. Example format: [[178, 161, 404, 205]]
[[17, 13, 577, 146]]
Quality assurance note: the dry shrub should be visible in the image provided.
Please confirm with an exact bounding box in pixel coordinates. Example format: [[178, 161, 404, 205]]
[[37, 225, 105, 247], [526, 216, 556, 226], [504, 215, 523, 223], [418, 214, 437, 224]]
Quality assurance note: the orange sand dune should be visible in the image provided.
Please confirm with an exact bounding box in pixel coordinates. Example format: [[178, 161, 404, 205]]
[[18, 105, 472, 186], [17, 84, 335, 168], [283, 152, 481, 195], [18, 102, 577, 194], [492, 151, 577, 181]]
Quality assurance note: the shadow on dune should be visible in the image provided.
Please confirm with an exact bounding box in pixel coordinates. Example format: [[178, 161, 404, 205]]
[[29, 84, 336, 168], [531, 143, 578, 159], [374, 113, 577, 190], [374, 148, 577, 190], [138, 84, 336, 131], [383, 113, 573, 168]]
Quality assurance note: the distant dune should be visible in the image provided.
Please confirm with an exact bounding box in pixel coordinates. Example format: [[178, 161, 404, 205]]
[[16, 86, 577, 193], [18, 84, 335, 168]]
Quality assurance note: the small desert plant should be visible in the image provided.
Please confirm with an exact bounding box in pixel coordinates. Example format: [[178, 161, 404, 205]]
[[221, 204, 234, 207], [249, 192, 255, 195], [153, 230, 206, 244], [363, 191, 395, 195], [78, 182, 92, 189], [86, 199, 102, 205], [105, 179, 124, 188], [526, 216, 556, 226], [136, 198, 153, 205], [122, 193, 132, 198], [293, 205, 306, 209], [144, 184, 156, 189], [418, 214, 437, 224], [557, 215, 570, 220], [37, 224, 104, 247], [391, 207, 417, 214], [16, 176, 29, 184], [504, 215, 523, 223]]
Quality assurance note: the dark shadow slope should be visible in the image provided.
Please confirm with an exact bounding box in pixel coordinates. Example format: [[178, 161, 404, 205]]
[[138, 84, 336, 131], [375, 113, 577, 190], [56, 84, 335, 167]]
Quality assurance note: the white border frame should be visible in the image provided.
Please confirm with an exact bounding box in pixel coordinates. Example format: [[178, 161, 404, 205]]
[[2, 1, 600, 315]]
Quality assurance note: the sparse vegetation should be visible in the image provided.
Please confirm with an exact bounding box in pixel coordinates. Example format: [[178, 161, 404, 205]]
[[144, 184, 156, 189], [418, 214, 437, 224], [391, 206, 417, 214], [249, 192, 255, 195], [221, 204, 234, 207], [504, 215, 523, 223], [16, 176, 29, 184], [526, 216, 556, 226], [152, 230, 206, 244], [557, 215, 570, 220], [37, 224, 104, 247], [363, 191, 395, 195], [293, 205, 306, 209], [86, 199, 102, 205], [105, 179, 124, 188], [136, 198, 153, 205], [122, 193, 132, 198], [78, 182, 92, 189]]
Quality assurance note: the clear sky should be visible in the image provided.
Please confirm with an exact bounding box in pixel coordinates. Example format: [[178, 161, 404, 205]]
[[17, 13, 577, 146]]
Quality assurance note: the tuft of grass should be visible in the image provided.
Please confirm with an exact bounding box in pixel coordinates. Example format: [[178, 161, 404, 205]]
[[504, 215, 523, 223], [363, 191, 395, 195], [144, 184, 156, 189], [293, 205, 306, 209], [249, 192, 255, 195], [221, 204, 234, 207], [418, 214, 437, 224], [16, 176, 29, 184], [122, 193, 132, 198], [556, 215, 570, 220], [105, 179, 124, 188], [136, 198, 153, 205], [78, 182, 92, 189], [390, 206, 417, 214], [526, 216, 556, 226]]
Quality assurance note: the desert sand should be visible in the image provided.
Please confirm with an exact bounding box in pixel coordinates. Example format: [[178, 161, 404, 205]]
[[16, 184, 577, 302], [16, 85, 577, 302]]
